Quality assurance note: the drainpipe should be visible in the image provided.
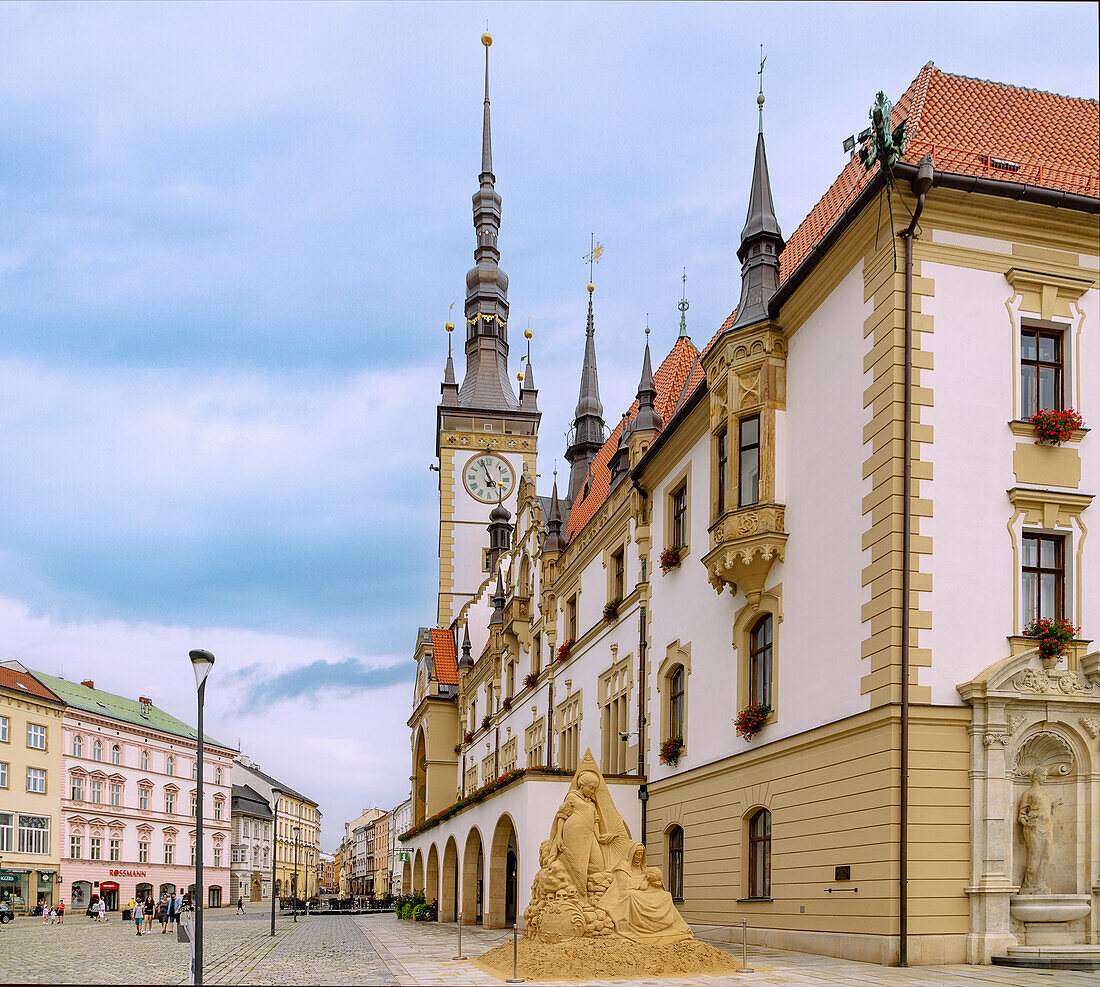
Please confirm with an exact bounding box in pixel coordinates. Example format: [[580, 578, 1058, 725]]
[[637, 557, 649, 847], [546, 678, 554, 768], [898, 152, 933, 969]]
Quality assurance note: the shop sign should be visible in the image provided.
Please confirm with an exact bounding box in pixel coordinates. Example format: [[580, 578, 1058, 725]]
[[0, 875, 16, 883], [38, 873, 52, 884], [108, 869, 147, 878], [100, 881, 119, 891]]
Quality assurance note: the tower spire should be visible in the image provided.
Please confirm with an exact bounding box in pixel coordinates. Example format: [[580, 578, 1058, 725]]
[[565, 248, 605, 501], [731, 52, 784, 331], [678, 268, 690, 338]]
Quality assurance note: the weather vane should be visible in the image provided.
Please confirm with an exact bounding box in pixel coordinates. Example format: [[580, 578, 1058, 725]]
[[678, 268, 689, 338], [525, 316, 533, 362], [583, 233, 604, 285], [445, 302, 455, 357], [757, 44, 767, 132]]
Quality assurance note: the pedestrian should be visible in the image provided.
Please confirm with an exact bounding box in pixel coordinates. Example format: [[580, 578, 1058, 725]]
[[42, 904, 50, 924], [236, 895, 244, 914], [172, 891, 183, 930], [143, 895, 154, 932], [98, 897, 107, 923], [58, 899, 65, 924], [158, 894, 169, 933], [133, 899, 144, 937]]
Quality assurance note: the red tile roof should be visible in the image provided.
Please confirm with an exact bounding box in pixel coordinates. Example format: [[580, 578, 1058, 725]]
[[779, 64, 1099, 286], [0, 665, 62, 703], [565, 337, 704, 541], [429, 629, 458, 684]]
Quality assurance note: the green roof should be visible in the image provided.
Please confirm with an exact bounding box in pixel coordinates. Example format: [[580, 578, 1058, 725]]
[[30, 670, 233, 751]]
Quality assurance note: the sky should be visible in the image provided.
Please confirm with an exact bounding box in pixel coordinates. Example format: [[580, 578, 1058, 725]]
[[1, 1, 1096, 849]]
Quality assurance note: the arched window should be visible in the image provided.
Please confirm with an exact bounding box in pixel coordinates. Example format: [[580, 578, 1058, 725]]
[[111, 744, 121, 765], [669, 667, 685, 740], [748, 808, 771, 898], [73, 736, 83, 758], [214, 767, 222, 785], [667, 826, 684, 901], [166, 756, 174, 776], [92, 739, 102, 761], [192, 761, 198, 780], [749, 616, 773, 708], [140, 750, 149, 770]]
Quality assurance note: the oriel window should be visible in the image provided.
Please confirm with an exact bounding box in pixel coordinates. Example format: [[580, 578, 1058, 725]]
[[739, 416, 760, 507], [716, 428, 729, 516], [1020, 327, 1063, 418]]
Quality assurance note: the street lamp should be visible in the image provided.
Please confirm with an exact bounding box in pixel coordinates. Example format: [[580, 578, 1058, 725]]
[[269, 788, 282, 937], [188, 648, 215, 987], [292, 826, 300, 922]]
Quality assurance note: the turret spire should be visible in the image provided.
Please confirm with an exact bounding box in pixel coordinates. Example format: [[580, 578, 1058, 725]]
[[565, 238, 606, 501], [542, 479, 566, 554], [632, 323, 663, 434]]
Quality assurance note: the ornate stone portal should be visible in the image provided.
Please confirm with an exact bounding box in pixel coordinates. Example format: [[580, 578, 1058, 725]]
[[524, 750, 692, 944]]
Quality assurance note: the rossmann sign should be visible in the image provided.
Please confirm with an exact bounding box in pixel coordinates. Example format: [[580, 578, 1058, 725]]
[[108, 869, 147, 878]]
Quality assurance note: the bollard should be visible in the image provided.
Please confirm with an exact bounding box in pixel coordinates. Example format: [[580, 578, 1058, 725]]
[[505, 923, 524, 983], [735, 916, 754, 974], [453, 912, 465, 961]]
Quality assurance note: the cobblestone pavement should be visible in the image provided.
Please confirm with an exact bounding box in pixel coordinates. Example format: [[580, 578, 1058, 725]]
[[355, 913, 1100, 987]]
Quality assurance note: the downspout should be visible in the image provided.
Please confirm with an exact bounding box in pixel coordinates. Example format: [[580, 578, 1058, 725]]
[[898, 152, 933, 969], [637, 557, 648, 847], [546, 678, 554, 768]]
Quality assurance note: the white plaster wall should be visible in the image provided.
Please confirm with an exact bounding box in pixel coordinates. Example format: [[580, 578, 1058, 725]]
[[922, 260, 1099, 704]]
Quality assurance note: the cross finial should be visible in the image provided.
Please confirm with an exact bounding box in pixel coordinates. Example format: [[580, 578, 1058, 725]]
[[757, 44, 766, 133], [583, 232, 604, 286], [678, 268, 689, 338], [645, 313, 650, 338]]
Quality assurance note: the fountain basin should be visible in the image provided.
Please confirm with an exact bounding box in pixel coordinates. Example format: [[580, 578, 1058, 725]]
[[1010, 894, 1091, 945]]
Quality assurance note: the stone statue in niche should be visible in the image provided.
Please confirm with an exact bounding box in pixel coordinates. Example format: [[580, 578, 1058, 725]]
[[1018, 767, 1063, 894], [525, 750, 693, 944]]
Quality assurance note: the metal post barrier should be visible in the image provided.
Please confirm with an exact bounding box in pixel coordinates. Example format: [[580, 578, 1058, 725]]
[[453, 912, 465, 961], [736, 916, 754, 974], [505, 923, 524, 983]]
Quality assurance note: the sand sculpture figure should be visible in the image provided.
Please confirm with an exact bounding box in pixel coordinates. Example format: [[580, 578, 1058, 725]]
[[524, 750, 692, 944], [1018, 767, 1062, 894]]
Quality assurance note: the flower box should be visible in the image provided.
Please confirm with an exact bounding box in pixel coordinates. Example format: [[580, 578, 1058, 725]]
[[523, 672, 538, 689], [1023, 616, 1079, 664], [453, 743, 461, 755], [501, 697, 512, 711], [659, 736, 684, 766], [603, 598, 622, 622], [556, 639, 575, 663], [463, 730, 472, 744], [481, 715, 491, 731], [735, 703, 772, 740], [659, 547, 682, 573], [1030, 408, 1084, 446]]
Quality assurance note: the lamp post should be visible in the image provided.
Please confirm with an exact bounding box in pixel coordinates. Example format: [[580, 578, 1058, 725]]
[[292, 826, 301, 922], [269, 788, 282, 937], [188, 649, 215, 987]]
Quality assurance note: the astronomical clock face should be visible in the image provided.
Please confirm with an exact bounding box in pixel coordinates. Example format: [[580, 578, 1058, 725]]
[[462, 453, 515, 503]]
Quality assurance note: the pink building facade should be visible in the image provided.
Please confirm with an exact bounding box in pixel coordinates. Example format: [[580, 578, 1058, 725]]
[[32, 673, 235, 912]]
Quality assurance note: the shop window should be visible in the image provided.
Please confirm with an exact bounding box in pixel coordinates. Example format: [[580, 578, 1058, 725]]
[[18, 814, 49, 854], [747, 808, 771, 899], [739, 416, 760, 507], [750, 615, 773, 708], [1022, 532, 1065, 626], [1020, 325, 1064, 418], [69, 834, 82, 859], [716, 428, 728, 516], [110, 744, 121, 765], [667, 826, 684, 901]]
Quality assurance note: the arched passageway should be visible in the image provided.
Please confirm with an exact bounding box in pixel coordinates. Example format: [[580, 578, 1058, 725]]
[[402, 859, 411, 893], [487, 814, 519, 929], [461, 827, 484, 925], [441, 836, 459, 922], [413, 730, 427, 825], [413, 849, 424, 893], [426, 843, 440, 907]]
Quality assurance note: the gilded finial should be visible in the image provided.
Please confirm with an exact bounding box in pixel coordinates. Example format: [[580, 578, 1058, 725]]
[[645, 313, 650, 338], [517, 372, 524, 383], [482, 30, 492, 47], [678, 268, 690, 338], [757, 44, 766, 133], [583, 233, 603, 286]]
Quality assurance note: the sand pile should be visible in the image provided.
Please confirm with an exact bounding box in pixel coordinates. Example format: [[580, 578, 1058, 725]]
[[474, 933, 739, 982]]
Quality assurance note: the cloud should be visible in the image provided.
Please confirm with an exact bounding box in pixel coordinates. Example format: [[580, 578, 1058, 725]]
[[226, 657, 411, 711]]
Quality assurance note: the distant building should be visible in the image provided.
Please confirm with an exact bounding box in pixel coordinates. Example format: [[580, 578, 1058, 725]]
[[389, 797, 411, 895], [372, 810, 390, 896], [230, 784, 272, 905], [316, 850, 334, 895]]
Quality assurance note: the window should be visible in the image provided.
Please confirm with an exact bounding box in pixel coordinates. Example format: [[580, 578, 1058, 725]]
[[669, 666, 685, 740], [140, 749, 148, 770], [70, 774, 83, 801], [192, 761, 197, 780], [567, 595, 577, 641], [191, 843, 197, 866], [483, 547, 492, 572], [70, 834, 82, 859], [243, 819, 250, 838], [110, 782, 121, 807], [27, 723, 47, 750], [110, 744, 121, 765], [671, 484, 688, 548], [191, 794, 198, 817], [72, 735, 82, 757], [0, 812, 12, 851], [214, 847, 222, 868], [749, 615, 773, 708], [0, 715, 7, 743], [214, 767, 222, 785], [92, 739, 102, 761], [27, 768, 46, 793], [1021, 326, 1063, 418], [0, 761, 7, 789], [18, 814, 49, 854], [165, 791, 176, 814], [164, 842, 174, 865], [1023, 533, 1065, 626], [532, 632, 541, 674], [139, 840, 149, 863], [739, 416, 760, 507], [90, 836, 102, 860], [139, 787, 150, 811], [166, 756, 174, 776], [214, 799, 223, 821], [668, 826, 684, 900], [748, 808, 771, 898], [109, 838, 121, 861], [612, 548, 625, 602], [716, 428, 729, 516]]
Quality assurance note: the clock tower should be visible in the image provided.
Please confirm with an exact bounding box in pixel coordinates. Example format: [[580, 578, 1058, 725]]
[[435, 33, 540, 629]]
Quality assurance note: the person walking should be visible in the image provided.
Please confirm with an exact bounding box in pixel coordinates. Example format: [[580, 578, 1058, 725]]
[[236, 895, 244, 915], [143, 895, 154, 932], [57, 899, 65, 924], [98, 897, 107, 923], [158, 894, 169, 933], [172, 891, 183, 931]]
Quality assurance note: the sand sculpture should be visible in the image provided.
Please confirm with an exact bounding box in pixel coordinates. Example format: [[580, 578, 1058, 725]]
[[477, 751, 737, 980]]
